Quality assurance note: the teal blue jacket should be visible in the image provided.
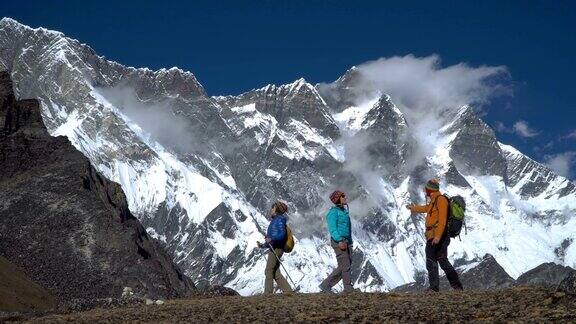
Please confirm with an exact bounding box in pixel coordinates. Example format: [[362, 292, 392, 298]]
[[326, 206, 352, 244]]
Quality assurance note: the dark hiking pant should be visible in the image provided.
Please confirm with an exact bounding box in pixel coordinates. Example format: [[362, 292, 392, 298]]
[[264, 248, 293, 294], [426, 236, 463, 291], [320, 240, 353, 291]]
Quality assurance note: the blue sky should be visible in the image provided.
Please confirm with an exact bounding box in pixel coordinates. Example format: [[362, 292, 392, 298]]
[[3, 1, 576, 179]]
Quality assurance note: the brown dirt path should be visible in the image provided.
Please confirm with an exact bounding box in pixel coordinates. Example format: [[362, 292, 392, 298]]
[[14, 287, 576, 323]]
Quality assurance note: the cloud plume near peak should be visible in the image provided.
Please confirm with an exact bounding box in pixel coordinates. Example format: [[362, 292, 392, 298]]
[[545, 151, 576, 179], [95, 85, 211, 156], [319, 54, 511, 167], [513, 120, 539, 138], [318, 54, 511, 188], [495, 120, 540, 139], [322, 54, 510, 115]]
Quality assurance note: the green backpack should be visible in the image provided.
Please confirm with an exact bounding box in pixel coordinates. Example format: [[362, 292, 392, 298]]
[[442, 195, 466, 238]]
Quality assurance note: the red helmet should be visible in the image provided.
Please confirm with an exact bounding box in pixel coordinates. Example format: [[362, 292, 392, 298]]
[[330, 190, 345, 204]]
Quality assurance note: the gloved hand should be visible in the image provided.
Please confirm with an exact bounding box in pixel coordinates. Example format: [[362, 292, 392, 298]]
[[338, 241, 348, 251]]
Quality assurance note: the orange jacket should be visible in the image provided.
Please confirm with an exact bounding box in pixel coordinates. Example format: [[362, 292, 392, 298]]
[[410, 191, 448, 241]]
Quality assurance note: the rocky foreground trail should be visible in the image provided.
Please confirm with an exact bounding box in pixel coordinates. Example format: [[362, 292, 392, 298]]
[[6, 287, 575, 323]]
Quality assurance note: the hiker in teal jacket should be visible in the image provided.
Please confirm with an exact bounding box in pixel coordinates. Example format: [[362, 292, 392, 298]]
[[326, 203, 352, 246], [319, 190, 357, 293]]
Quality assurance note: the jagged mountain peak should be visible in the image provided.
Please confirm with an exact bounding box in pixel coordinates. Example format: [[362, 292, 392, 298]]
[[437, 105, 487, 136], [331, 93, 409, 137], [215, 76, 339, 141], [254, 77, 323, 100], [215, 78, 323, 107], [0, 17, 64, 37], [0, 18, 207, 99], [500, 142, 576, 199], [280, 77, 313, 91], [332, 65, 361, 86], [316, 65, 373, 112]]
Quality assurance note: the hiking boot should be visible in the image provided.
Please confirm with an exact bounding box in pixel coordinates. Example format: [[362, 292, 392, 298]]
[[318, 284, 333, 294], [426, 287, 439, 293]]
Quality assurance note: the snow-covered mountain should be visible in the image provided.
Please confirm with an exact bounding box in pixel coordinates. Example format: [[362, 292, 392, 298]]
[[1, 18, 575, 294]]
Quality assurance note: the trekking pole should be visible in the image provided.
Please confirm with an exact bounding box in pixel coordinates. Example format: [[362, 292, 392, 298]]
[[266, 242, 300, 292]]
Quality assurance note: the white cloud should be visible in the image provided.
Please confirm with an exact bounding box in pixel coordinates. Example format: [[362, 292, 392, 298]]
[[495, 120, 540, 139], [512, 120, 539, 138], [564, 130, 576, 140], [342, 54, 509, 113], [544, 151, 576, 179], [495, 121, 509, 133], [95, 86, 212, 155]]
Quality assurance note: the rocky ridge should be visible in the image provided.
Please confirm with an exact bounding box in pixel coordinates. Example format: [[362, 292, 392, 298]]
[[0, 71, 195, 304]]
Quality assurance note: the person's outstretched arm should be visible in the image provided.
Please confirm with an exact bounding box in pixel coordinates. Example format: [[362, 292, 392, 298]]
[[409, 203, 430, 214]]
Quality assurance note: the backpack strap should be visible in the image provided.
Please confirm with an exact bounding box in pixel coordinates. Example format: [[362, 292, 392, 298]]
[[430, 195, 448, 215]]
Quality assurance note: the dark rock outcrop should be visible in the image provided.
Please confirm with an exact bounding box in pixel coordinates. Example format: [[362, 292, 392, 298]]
[[457, 254, 516, 290], [393, 254, 515, 292], [0, 71, 195, 302], [516, 262, 576, 287], [201, 285, 240, 297], [557, 272, 576, 295], [394, 256, 576, 293]]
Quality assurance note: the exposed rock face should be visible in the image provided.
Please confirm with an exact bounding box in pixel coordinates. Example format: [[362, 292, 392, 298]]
[[449, 108, 508, 179], [516, 263, 576, 287], [557, 272, 576, 295], [457, 254, 516, 290], [0, 71, 195, 302]]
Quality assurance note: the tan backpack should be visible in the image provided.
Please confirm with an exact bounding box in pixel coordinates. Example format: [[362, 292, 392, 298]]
[[284, 226, 295, 253]]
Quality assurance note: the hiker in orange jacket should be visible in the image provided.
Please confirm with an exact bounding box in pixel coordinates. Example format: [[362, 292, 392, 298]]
[[407, 179, 463, 292]]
